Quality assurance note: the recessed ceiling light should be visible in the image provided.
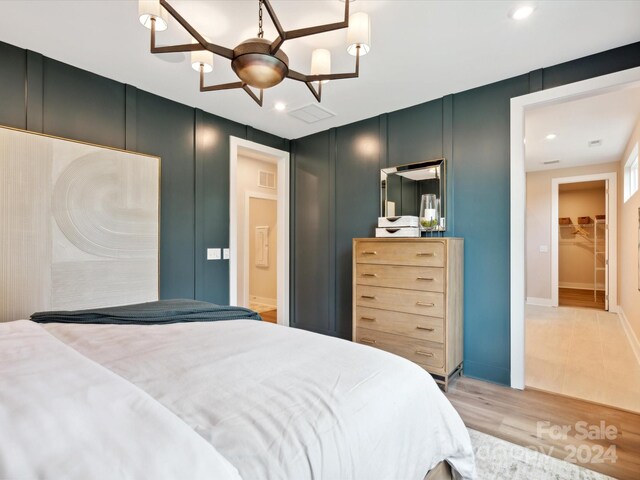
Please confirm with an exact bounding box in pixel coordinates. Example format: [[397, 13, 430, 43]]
[[545, 133, 557, 140], [510, 5, 534, 20], [274, 102, 287, 112]]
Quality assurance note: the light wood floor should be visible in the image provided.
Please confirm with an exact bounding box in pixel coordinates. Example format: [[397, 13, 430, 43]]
[[526, 305, 640, 413], [261, 309, 277, 323], [559, 287, 605, 310], [446, 377, 640, 480]]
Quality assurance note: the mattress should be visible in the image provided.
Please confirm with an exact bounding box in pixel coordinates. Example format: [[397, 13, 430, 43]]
[[2, 319, 476, 479]]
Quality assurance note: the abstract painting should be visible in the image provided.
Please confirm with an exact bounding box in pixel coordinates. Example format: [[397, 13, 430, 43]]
[[0, 126, 159, 322]]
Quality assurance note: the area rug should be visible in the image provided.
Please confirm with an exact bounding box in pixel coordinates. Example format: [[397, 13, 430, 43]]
[[468, 429, 613, 479]]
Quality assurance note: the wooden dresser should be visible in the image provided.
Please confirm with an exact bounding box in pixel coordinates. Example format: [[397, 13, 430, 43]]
[[352, 238, 463, 391]]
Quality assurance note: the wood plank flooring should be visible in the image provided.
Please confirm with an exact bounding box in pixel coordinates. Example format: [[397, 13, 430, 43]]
[[446, 377, 640, 480], [559, 287, 605, 310], [260, 309, 277, 323]]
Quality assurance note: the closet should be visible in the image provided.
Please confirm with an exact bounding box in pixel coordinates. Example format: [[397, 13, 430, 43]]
[[557, 181, 607, 309]]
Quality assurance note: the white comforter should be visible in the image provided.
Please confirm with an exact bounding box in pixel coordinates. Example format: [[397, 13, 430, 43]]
[[43, 320, 476, 480], [0, 320, 242, 480]]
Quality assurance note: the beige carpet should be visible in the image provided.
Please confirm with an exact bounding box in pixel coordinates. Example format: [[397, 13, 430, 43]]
[[469, 429, 613, 480]]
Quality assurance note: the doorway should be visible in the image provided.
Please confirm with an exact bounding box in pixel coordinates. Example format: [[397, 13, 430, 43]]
[[510, 66, 640, 390], [246, 195, 278, 322], [229, 137, 290, 326], [512, 68, 640, 413], [556, 179, 608, 310]]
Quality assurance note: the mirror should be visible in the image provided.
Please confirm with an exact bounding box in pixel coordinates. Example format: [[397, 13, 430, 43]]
[[380, 158, 446, 231]]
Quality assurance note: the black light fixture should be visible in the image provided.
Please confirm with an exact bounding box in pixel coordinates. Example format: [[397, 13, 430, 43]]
[[138, 0, 371, 107]]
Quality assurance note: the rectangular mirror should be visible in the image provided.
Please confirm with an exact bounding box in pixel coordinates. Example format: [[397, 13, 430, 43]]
[[381, 158, 446, 231]]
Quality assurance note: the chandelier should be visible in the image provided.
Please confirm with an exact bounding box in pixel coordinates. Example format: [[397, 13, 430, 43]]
[[138, 0, 371, 106]]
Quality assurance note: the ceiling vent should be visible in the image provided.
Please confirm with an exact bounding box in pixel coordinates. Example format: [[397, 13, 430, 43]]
[[288, 104, 336, 124], [588, 139, 603, 147], [542, 160, 560, 165]]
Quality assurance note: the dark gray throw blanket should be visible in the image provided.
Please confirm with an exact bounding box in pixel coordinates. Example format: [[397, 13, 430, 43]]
[[30, 299, 262, 325]]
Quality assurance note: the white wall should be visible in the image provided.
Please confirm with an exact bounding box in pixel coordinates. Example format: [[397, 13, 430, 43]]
[[558, 185, 606, 290], [236, 155, 277, 307], [248, 197, 277, 305], [526, 162, 618, 301], [619, 119, 640, 341]]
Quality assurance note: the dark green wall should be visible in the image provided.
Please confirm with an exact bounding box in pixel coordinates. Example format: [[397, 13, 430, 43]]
[[0, 41, 289, 302], [3, 36, 640, 386], [291, 41, 640, 385]]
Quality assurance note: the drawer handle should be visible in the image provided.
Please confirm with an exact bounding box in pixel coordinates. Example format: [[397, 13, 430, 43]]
[[416, 277, 434, 281], [360, 316, 376, 321], [361, 295, 376, 300], [361, 273, 378, 278], [361, 338, 377, 345], [362, 251, 378, 255], [415, 350, 434, 357], [416, 326, 435, 331], [416, 252, 435, 257], [416, 301, 435, 307]]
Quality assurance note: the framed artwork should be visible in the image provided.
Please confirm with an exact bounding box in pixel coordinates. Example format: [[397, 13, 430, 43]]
[[0, 126, 160, 322]]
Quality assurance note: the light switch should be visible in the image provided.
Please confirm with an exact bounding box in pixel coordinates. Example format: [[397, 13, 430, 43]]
[[207, 248, 221, 260], [539, 245, 548, 253], [223, 248, 230, 260]]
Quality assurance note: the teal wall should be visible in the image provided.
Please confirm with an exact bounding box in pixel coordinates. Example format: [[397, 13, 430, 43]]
[[290, 42, 640, 385], [0, 42, 289, 303], [2, 37, 640, 385]]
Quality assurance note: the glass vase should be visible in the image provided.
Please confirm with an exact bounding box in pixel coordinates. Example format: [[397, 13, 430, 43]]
[[420, 194, 440, 232]]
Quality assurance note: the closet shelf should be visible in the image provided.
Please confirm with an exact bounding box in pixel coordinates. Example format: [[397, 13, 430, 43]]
[[557, 213, 607, 305]]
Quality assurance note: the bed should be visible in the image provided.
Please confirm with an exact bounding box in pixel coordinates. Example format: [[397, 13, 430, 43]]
[[0, 303, 476, 480]]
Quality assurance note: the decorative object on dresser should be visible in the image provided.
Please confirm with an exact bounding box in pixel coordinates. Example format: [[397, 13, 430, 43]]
[[352, 237, 463, 391], [375, 215, 420, 238]]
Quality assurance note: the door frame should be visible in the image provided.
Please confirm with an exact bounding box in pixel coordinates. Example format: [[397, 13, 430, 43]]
[[229, 136, 290, 326], [510, 66, 640, 389], [550, 173, 617, 308], [244, 192, 278, 312]]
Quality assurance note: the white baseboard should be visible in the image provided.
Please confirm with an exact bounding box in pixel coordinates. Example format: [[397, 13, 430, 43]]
[[526, 297, 555, 307], [559, 282, 605, 291], [619, 307, 640, 366]]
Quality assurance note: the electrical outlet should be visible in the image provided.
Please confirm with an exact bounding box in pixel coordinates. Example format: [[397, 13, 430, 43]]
[[223, 248, 230, 260], [539, 245, 548, 253], [207, 248, 221, 260]]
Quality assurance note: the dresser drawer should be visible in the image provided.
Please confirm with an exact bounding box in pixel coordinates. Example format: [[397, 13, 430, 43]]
[[355, 285, 445, 317], [356, 328, 444, 369], [355, 264, 445, 292], [355, 306, 444, 343], [355, 240, 445, 267]]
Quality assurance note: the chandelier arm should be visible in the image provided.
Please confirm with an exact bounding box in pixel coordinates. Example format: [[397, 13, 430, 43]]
[[159, 0, 234, 59], [242, 85, 264, 107], [150, 19, 209, 54], [305, 81, 322, 103], [262, 1, 285, 40], [269, 0, 349, 55], [285, 69, 308, 82]]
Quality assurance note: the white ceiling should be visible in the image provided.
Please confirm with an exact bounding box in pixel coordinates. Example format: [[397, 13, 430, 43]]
[[2, 1, 640, 139], [524, 83, 640, 172]]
